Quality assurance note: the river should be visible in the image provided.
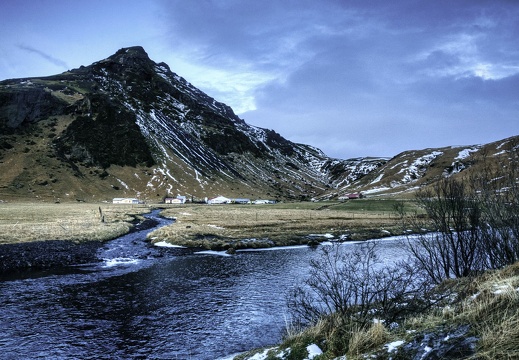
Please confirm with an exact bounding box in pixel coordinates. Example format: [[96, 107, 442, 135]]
[[0, 210, 407, 359]]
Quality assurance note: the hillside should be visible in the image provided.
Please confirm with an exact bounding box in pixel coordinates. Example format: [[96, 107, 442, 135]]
[[0, 46, 517, 202], [0, 46, 388, 202], [325, 135, 519, 199]]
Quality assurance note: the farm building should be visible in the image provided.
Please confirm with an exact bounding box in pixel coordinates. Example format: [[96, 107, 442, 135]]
[[233, 198, 251, 204], [338, 193, 363, 200], [207, 196, 231, 204], [113, 198, 139, 204], [164, 198, 182, 204], [253, 199, 276, 204], [165, 196, 187, 204]]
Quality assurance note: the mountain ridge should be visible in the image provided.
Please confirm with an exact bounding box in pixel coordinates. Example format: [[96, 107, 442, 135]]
[[0, 46, 517, 202]]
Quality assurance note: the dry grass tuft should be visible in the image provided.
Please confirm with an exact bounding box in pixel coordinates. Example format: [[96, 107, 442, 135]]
[[477, 312, 519, 359], [347, 321, 390, 358], [455, 267, 519, 359], [403, 263, 519, 359]]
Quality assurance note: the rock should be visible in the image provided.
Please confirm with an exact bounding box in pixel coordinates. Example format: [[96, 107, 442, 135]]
[[395, 325, 478, 360], [226, 247, 236, 255]]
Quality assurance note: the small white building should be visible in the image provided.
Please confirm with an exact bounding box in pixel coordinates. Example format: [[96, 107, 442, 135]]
[[233, 198, 251, 204], [165, 195, 187, 204], [253, 199, 276, 204], [207, 196, 231, 204], [113, 198, 139, 204], [164, 198, 182, 204]]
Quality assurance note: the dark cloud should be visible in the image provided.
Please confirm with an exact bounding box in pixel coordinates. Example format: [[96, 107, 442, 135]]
[[17, 44, 69, 69]]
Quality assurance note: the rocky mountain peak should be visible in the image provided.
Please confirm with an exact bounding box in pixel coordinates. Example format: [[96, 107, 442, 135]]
[[105, 46, 152, 66], [83, 46, 157, 80], [115, 45, 149, 57]]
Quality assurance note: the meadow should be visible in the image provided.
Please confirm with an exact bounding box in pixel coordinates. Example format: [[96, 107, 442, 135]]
[[0, 202, 151, 244], [0, 199, 419, 248], [148, 199, 420, 250]]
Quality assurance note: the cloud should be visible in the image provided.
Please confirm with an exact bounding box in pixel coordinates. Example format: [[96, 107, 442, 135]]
[[410, 32, 519, 81], [3, 0, 517, 159], [17, 44, 69, 69], [157, 0, 375, 114]]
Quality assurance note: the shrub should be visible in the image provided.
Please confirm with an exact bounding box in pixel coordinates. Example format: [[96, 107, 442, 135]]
[[404, 145, 519, 284], [286, 242, 432, 356]]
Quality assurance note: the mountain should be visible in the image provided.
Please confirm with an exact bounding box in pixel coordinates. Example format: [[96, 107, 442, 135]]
[[0, 46, 386, 202], [0, 46, 517, 203], [329, 135, 519, 199]]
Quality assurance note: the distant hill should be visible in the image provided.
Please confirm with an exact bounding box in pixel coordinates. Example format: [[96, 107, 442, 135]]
[[0, 46, 517, 202], [330, 135, 519, 199]]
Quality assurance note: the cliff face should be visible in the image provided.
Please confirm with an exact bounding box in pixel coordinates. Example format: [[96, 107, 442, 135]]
[[0, 86, 68, 129]]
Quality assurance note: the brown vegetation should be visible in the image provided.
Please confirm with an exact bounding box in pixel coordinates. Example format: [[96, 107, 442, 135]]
[[0, 202, 150, 244], [240, 259, 519, 360], [147, 201, 413, 250]]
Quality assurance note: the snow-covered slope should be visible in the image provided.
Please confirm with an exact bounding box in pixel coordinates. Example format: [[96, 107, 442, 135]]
[[335, 136, 519, 197]]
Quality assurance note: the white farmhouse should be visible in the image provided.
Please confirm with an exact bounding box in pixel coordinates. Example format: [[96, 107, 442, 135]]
[[253, 199, 275, 204], [165, 195, 187, 204], [207, 196, 231, 204]]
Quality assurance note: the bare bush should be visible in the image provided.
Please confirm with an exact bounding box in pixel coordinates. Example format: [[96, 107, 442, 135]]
[[286, 242, 430, 329], [406, 177, 486, 283], [475, 150, 519, 269], [404, 140, 519, 283]]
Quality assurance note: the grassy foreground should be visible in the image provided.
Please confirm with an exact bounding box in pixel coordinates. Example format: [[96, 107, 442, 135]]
[[0, 202, 151, 244], [237, 261, 519, 359], [148, 199, 419, 250]]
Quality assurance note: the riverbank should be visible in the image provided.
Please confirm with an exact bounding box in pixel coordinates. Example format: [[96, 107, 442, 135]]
[[0, 202, 152, 245], [0, 202, 156, 272], [147, 201, 416, 250], [0, 214, 160, 273], [234, 261, 519, 360], [0, 239, 104, 272], [0, 199, 418, 271]]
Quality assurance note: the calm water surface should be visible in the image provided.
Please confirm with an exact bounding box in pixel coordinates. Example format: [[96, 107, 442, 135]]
[[0, 211, 406, 359]]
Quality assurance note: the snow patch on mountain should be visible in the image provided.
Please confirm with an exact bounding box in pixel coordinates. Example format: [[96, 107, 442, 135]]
[[399, 151, 443, 183], [444, 146, 481, 175], [455, 146, 480, 160]]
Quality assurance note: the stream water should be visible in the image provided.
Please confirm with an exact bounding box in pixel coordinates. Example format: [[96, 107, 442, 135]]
[[0, 210, 407, 359]]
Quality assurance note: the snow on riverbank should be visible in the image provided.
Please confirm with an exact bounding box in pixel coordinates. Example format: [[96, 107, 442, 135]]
[[153, 240, 186, 248]]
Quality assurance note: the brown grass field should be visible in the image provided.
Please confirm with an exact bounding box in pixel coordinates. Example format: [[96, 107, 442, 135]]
[[148, 200, 419, 250], [0, 199, 420, 248], [0, 202, 151, 244]]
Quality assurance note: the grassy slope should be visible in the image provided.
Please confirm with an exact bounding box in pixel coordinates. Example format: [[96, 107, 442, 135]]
[[236, 261, 519, 359]]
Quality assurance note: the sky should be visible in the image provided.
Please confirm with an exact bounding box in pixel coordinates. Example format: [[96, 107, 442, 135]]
[[1, 0, 519, 159]]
